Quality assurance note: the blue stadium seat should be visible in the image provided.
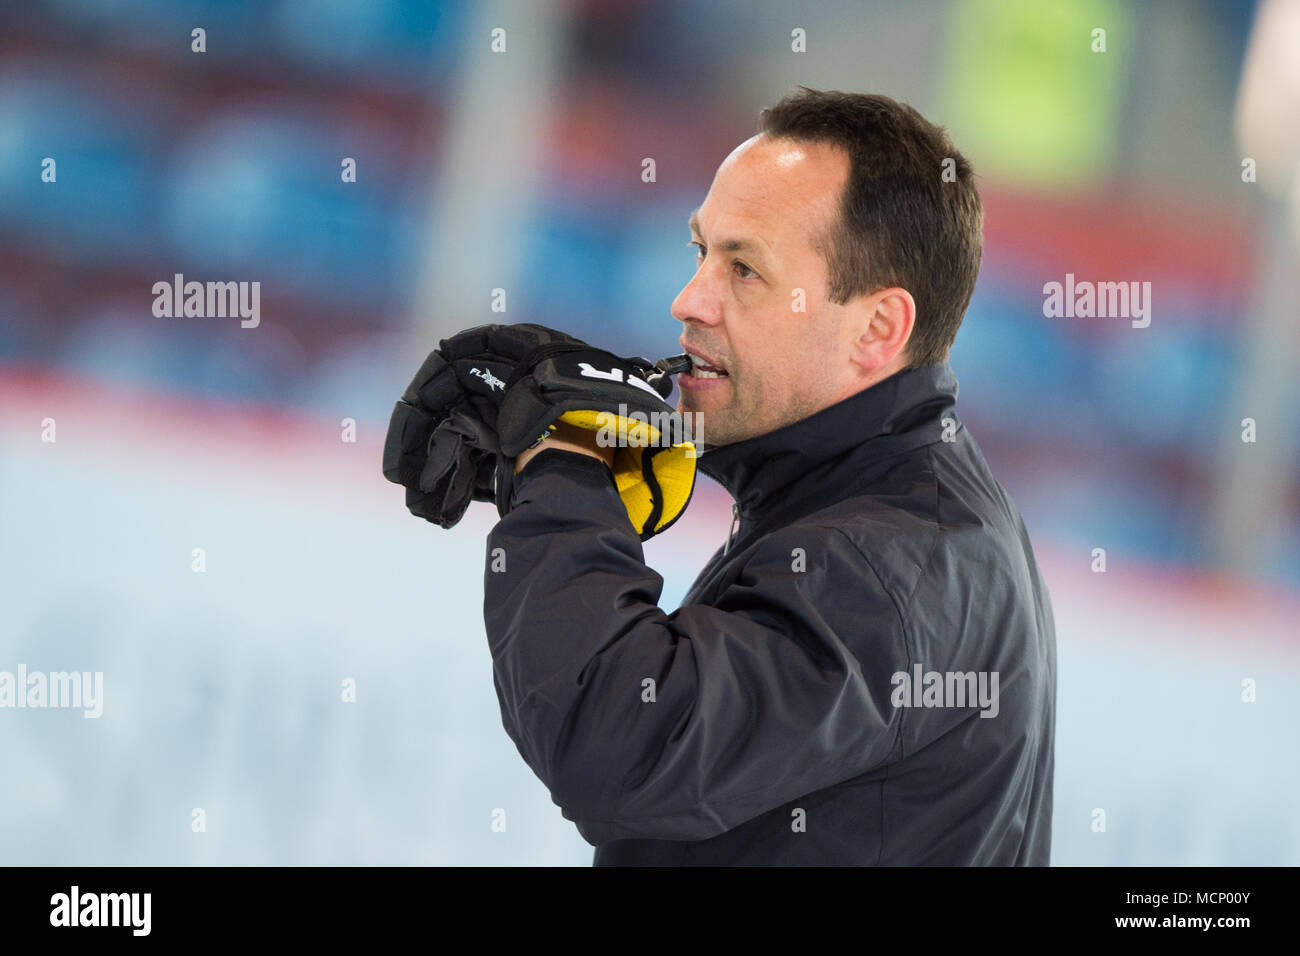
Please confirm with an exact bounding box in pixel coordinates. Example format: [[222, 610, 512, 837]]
[[161, 110, 415, 308], [0, 72, 160, 262], [269, 0, 465, 82]]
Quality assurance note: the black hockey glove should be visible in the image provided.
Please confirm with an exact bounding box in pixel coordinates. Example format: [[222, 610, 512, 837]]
[[381, 323, 697, 540]]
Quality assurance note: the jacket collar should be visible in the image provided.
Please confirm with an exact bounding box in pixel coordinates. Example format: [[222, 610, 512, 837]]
[[696, 361, 960, 515]]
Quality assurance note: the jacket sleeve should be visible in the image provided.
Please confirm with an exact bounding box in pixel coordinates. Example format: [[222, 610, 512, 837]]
[[482, 448, 907, 845]]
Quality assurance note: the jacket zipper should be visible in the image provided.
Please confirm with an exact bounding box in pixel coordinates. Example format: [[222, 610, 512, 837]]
[[724, 502, 740, 555]]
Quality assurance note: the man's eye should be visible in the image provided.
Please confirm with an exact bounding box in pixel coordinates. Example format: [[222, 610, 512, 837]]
[[687, 241, 757, 279]]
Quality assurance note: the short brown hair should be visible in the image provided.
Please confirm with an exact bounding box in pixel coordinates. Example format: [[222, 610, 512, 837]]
[[758, 87, 983, 368]]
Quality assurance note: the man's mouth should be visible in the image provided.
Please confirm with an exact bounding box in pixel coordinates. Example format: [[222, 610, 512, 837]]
[[684, 351, 729, 379]]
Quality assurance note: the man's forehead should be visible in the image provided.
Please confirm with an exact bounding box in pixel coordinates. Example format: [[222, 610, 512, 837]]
[[690, 139, 845, 259], [727, 133, 820, 170]]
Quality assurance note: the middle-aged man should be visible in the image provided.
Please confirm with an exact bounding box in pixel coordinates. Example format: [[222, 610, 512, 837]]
[[383, 87, 1057, 865]]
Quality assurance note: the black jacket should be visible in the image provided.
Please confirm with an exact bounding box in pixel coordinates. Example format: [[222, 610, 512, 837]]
[[482, 361, 1056, 865]]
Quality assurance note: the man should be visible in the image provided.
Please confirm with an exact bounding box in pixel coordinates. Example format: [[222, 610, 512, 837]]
[[386, 88, 1056, 865]]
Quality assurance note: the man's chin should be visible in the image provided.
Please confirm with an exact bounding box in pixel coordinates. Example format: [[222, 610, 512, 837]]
[[678, 382, 744, 446], [678, 407, 740, 450]]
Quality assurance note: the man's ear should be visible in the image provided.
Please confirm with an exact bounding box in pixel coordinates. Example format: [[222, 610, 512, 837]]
[[850, 287, 915, 374]]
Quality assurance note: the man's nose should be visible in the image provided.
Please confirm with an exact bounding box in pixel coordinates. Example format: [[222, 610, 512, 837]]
[[670, 271, 722, 327]]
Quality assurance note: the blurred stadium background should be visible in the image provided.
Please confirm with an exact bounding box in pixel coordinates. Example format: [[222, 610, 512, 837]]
[[1, 0, 1297, 865]]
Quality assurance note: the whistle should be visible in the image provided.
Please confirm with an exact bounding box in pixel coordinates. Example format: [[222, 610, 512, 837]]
[[645, 353, 692, 398]]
